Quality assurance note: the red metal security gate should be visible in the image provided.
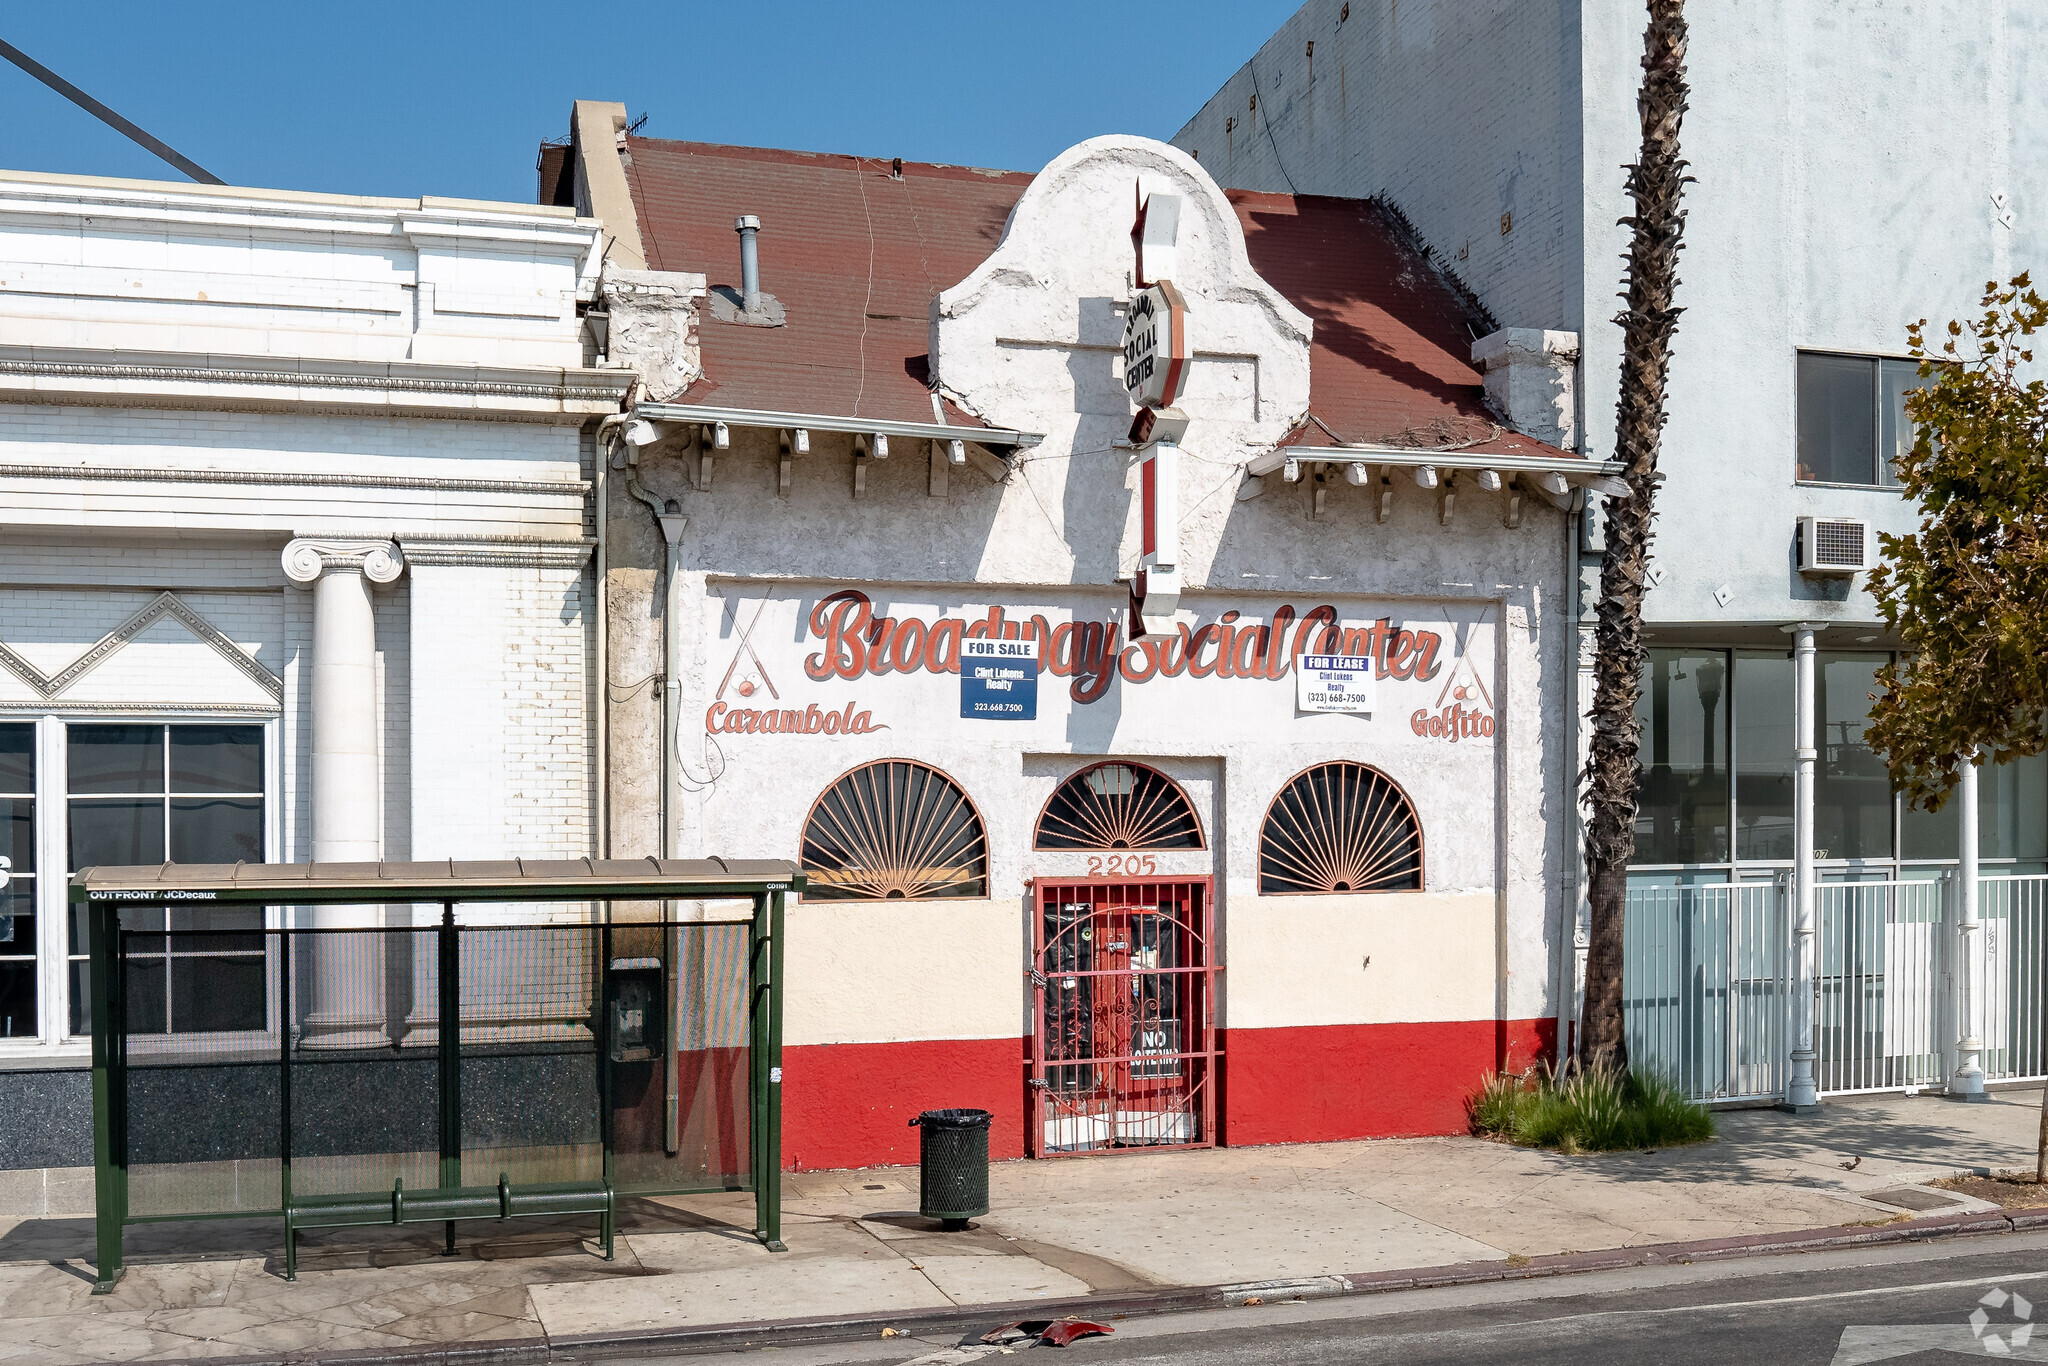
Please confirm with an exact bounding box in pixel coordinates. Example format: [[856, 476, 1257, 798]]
[[1029, 878, 1216, 1155]]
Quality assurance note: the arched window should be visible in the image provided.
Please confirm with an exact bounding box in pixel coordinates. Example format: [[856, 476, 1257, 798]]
[[800, 760, 988, 901], [1259, 762, 1422, 894], [1034, 761, 1204, 851]]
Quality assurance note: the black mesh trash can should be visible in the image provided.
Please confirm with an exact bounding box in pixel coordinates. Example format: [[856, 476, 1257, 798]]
[[911, 1109, 991, 1231]]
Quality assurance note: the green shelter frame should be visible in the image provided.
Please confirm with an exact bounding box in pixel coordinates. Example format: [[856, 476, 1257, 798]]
[[74, 858, 798, 1294]]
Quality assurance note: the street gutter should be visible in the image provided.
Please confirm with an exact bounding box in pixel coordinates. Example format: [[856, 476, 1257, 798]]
[[168, 1206, 2048, 1365]]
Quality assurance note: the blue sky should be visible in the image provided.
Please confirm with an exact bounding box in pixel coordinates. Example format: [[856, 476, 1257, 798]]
[[2, 4, 1291, 202]]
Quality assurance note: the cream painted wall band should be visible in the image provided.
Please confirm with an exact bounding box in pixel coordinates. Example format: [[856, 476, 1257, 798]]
[[0, 463, 589, 497]]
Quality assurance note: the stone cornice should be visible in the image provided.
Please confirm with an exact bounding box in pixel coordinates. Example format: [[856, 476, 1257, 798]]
[[0, 462, 588, 498], [400, 535, 596, 569], [0, 699, 280, 717], [0, 346, 633, 424]]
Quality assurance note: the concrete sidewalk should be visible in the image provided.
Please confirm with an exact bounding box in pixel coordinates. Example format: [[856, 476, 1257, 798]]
[[2, 1089, 2043, 1363]]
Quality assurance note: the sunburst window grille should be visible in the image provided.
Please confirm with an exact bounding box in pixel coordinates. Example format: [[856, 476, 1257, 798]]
[[1259, 762, 1422, 894], [801, 760, 988, 901], [1034, 762, 1204, 851]]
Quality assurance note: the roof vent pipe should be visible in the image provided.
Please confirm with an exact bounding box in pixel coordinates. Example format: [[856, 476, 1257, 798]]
[[735, 215, 762, 314]]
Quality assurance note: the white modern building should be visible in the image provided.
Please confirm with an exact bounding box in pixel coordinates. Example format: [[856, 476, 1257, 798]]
[[1176, 1, 2048, 1100], [0, 170, 626, 1198]]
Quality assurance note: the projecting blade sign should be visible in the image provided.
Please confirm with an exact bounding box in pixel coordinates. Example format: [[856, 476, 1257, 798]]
[[1122, 181, 1189, 639]]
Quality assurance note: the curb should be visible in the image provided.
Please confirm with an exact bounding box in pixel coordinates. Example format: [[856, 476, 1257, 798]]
[[173, 1205, 2048, 1365]]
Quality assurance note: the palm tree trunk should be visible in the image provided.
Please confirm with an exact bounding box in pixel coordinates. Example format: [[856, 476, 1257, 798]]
[[1580, 0, 1692, 1074]]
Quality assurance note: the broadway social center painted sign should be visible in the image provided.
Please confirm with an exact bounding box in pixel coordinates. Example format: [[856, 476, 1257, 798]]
[[705, 589, 1499, 747]]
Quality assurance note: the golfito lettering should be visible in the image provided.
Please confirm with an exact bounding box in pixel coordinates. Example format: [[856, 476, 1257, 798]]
[[1410, 703, 1495, 742]]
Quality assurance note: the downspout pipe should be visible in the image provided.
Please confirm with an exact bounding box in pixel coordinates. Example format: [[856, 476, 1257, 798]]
[[598, 414, 684, 861]]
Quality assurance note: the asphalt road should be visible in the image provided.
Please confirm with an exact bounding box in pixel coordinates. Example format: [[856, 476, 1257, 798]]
[[595, 1229, 2048, 1366]]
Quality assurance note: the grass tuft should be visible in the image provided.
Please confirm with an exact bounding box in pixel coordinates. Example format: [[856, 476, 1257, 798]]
[[1467, 1066, 1714, 1152]]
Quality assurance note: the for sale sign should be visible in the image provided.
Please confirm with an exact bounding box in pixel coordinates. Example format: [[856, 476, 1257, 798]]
[[1296, 654, 1375, 714], [961, 637, 1040, 720]]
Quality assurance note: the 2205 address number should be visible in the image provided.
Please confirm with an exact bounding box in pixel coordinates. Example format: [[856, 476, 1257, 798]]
[[1085, 854, 1159, 876]]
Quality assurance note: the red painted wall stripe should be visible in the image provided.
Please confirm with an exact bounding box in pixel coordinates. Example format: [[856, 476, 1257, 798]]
[[776, 1019, 1554, 1171], [1220, 1018, 1556, 1145], [782, 1037, 1027, 1170]]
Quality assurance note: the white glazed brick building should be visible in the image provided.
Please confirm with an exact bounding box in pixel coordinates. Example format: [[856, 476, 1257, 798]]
[[0, 171, 626, 1194]]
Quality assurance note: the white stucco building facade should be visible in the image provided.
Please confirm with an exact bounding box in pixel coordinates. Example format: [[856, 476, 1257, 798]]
[[0, 171, 626, 1195], [553, 106, 1618, 1166]]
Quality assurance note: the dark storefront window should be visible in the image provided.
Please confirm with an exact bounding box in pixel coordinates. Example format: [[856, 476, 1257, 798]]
[[1734, 652, 1795, 861], [1815, 654, 1892, 861], [0, 725, 33, 1041], [66, 724, 266, 1036], [1637, 648, 2047, 871], [1634, 650, 1729, 863]]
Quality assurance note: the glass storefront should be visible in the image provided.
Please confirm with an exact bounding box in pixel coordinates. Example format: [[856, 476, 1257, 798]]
[[1633, 646, 2048, 879]]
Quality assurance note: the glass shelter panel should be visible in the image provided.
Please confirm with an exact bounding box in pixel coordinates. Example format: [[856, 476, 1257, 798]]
[[460, 925, 602, 1189], [288, 927, 441, 1200], [123, 918, 283, 1218]]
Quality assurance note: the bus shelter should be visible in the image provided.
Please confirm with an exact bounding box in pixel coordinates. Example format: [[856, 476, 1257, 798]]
[[73, 857, 797, 1292]]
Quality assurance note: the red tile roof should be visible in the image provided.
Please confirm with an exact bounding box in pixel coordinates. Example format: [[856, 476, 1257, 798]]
[[623, 138, 1026, 426], [615, 137, 1568, 458], [1232, 191, 1546, 457]]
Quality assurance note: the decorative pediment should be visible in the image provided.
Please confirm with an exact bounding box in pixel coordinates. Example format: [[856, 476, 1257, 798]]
[[0, 591, 282, 707]]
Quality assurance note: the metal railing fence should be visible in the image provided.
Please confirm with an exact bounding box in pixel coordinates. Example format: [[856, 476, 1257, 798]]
[[1623, 882, 1787, 1103], [1983, 875, 2048, 1083], [1814, 879, 1946, 1095], [1626, 873, 2048, 1105]]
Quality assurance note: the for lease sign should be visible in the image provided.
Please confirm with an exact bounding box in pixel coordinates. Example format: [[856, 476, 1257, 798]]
[[1296, 654, 1375, 714]]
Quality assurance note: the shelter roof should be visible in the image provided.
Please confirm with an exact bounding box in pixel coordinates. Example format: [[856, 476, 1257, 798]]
[[71, 857, 801, 905]]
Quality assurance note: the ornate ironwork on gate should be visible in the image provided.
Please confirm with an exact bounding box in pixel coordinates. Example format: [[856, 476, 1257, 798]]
[[1029, 878, 1215, 1155]]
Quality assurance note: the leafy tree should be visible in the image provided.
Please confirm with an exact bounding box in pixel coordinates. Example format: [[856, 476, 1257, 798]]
[[1868, 273, 2047, 1175], [1868, 275, 2048, 805], [1580, 0, 1692, 1073]]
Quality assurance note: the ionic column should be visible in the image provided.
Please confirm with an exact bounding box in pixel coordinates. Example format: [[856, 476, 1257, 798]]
[[284, 537, 405, 1048], [1954, 749, 1988, 1100], [1781, 622, 1824, 1114]]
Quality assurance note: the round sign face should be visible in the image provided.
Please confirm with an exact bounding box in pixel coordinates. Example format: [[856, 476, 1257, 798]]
[[1121, 280, 1188, 409]]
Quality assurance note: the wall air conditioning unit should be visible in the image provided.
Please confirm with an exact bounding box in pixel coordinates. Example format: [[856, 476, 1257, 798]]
[[1797, 516, 1871, 575]]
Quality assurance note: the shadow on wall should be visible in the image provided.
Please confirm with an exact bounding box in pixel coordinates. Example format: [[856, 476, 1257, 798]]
[[1236, 199, 1495, 442]]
